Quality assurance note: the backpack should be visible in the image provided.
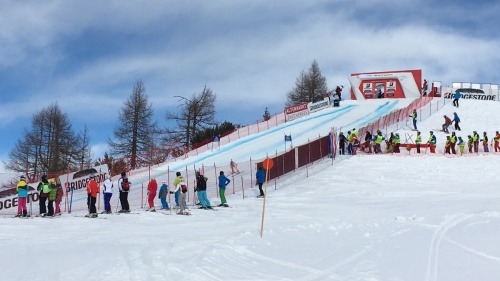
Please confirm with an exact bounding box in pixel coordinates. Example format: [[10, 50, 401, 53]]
[[181, 183, 188, 193], [121, 178, 130, 191], [41, 182, 51, 194]]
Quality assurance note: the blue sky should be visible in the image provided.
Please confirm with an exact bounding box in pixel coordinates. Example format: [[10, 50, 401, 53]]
[[1, 0, 500, 171]]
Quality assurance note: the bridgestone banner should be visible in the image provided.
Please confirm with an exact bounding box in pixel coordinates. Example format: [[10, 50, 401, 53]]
[[308, 98, 330, 113], [444, 92, 497, 101], [0, 164, 109, 215]]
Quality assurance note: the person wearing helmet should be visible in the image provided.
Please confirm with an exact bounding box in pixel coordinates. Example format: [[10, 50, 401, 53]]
[[442, 115, 452, 133], [54, 182, 63, 216], [494, 131, 500, 152], [450, 132, 457, 154], [386, 133, 394, 153], [481, 132, 489, 153], [415, 131, 422, 154], [352, 128, 359, 139], [147, 177, 158, 212], [392, 133, 401, 153], [36, 175, 51, 217], [347, 131, 353, 155], [371, 130, 385, 154], [452, 112, 461, 131], [453, 90, 462, 107], [47, 179, 57, 217], [467, 135, 473, 153], [158, 180, 169, 210], [472, 131, 480, 153], [427, 131, 437, 153], [118, 171, 131, 213], [350, 131, 359, 155], [85, 175, 100, 218], [338, 132, 347, 155], [172, 172, 184, 208], [362, 131, 372, 153], [458, 136, 465, 155], [422, 79, 428, 96], [101, 176, 114, 214], [16, 175, 29, 217], [409, 109, 418, 130], [444, 136, 452, 154]]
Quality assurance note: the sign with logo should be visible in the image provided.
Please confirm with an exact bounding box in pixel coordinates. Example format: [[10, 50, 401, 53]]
[[308, 97, 330, 113], [386, 81, 397, 97], [285, 103, 309, 122], [444, 89, 496, 101], [363, 83, 373, 98], [0, 164, 109, 214]]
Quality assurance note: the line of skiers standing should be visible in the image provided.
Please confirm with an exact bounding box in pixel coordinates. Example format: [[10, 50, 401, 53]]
[[91, 170, 233, 217], [338, 128, 500, 156], [442, 130, 500, 155], [15, 174, 64, 217]]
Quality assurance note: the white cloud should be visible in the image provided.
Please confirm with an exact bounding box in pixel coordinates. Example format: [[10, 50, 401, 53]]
[[2, 1, 500, 158]]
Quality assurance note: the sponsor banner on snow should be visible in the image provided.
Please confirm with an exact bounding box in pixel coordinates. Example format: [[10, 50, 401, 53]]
[[285, 97, 331, 122], [285, 103, 309, 122], [286, 110, 309, 121], [0, 164, 109, 214], [308, 98, 330, 113], [59, 164, 109, 194], [0, 177, 56, 213], [285, 103, 308, 114], [444, 92, 497, 101]]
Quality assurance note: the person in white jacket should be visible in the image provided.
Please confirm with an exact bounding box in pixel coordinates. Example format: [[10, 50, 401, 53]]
[[175, 181, 189, 215], [101, 176, 113, 214]]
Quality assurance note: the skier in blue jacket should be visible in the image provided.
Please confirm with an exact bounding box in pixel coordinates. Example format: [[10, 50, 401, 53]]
[[158, 181, 169, 209], [218, 171, 231, 207], [452, 112, 461, 131], [256, 167, 265, 197], [453, 91, 462, 107]]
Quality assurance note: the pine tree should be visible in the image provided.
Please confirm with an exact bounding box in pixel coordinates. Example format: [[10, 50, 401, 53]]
[[286, 60, 329, 106], [263, 107, 271, 121]]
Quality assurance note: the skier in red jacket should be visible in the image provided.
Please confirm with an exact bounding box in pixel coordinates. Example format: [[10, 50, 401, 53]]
[[86, 175, 100, 218], [442, 115, 452, 133], [147, 178, 158, 211]]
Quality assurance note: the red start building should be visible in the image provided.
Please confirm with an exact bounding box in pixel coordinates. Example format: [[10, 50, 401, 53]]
[[349, 69, 423, 100]]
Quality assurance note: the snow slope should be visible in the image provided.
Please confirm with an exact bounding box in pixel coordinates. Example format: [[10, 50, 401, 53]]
[[155, 99, 415, 172], [2, 98, 500, 281]]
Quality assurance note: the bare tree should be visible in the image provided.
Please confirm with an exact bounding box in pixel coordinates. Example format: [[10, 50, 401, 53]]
[[76, 124, 93, 170], [286, 60, 329, 106], [166, 86, 216, 147], [109, 80, 157, 169], [4, 103, 80, 177]]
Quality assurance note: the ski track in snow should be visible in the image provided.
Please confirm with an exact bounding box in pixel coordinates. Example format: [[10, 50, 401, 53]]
[[155, 99, 407, 175], [444, 237, 500, 263], [425, 213, 472, 281]]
